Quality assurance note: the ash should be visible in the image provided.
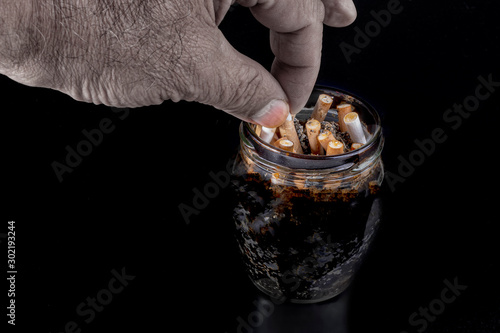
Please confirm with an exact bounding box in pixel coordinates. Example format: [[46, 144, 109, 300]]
[[294, 118, 311, 154], [321, 121, 352, 152], [294, 117, 353, 153]]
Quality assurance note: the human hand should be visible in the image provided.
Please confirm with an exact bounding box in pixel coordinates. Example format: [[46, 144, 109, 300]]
[[0, 0, 356, 127]]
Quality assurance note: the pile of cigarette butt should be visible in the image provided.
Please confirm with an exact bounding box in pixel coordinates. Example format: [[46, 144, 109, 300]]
[[255, 94, 368, 155]]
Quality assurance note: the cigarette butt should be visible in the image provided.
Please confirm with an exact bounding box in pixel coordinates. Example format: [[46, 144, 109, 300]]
[[350, 143, 363, 151], [311, 94, 333, 122], [278, 113, 303, 154], [337, 103, 352, 132], [273, 137, 294, 152], [255, 125, 262, 136], [305, 119, 322, 155], [317, 130, 335, 151], [271, 132, 279, 144], [260, 126, 277, 144], [344, 112, 367, 144], [326, 140, 344, 155]]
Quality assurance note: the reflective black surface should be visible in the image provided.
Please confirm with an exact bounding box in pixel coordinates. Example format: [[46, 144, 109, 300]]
[[3, 1, 500, 332]]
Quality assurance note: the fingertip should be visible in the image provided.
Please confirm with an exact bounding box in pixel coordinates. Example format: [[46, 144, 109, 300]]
[[323, 0, 357, 27], [251, 99, 290, 127]]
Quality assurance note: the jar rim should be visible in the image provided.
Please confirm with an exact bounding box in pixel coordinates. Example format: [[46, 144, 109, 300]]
[[241, 85, 383, 171]]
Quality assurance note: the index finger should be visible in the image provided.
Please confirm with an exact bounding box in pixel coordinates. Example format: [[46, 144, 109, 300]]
[[238, 0, 325, 114]]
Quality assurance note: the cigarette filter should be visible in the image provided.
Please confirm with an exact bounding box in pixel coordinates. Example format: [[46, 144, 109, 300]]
[[273, 138, 294, 152], [317, 130, 335, 151], [344, 112, 367, 144], [350, 143, 363, 151], [305, 119, 322, 155], [260, 126, 277, 144], [326, 140, 344, 155], [310, 94, 334, 122], [278, 113, 303, 154], [337, 103, 352, 132]]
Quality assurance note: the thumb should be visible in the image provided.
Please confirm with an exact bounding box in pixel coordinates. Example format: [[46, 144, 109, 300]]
[[194, 33, 289, 127]]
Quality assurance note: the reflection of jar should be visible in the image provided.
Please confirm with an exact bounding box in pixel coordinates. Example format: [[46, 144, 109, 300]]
[[232, 86, 384, 303]]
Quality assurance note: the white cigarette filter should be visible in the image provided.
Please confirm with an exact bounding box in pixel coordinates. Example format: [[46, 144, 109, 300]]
[[259, 126, 277, 144], [344, 112, 367, 144]]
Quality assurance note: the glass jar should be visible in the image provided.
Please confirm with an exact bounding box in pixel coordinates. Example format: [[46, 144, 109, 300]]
[[232, 86, 384, 303]]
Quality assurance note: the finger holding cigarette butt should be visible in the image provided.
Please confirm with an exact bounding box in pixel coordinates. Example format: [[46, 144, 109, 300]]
[[259, 126, 278, 144], [278, 113, 304, 154]]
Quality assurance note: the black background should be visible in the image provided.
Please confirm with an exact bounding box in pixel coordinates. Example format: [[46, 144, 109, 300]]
[[3, 0, 500, 332]]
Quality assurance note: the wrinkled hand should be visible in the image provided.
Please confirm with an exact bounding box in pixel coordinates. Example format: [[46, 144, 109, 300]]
[[0, 0, 356, 126]]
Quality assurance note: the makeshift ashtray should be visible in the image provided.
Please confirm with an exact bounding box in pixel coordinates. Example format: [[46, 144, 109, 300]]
[[232, 85, 384, 303]]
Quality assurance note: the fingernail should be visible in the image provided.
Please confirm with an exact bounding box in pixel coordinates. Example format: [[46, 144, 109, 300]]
[[251, 99, 289, 127]]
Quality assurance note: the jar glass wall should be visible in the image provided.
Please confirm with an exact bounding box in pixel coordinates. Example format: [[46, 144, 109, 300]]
[[232, 86, 384, 303]]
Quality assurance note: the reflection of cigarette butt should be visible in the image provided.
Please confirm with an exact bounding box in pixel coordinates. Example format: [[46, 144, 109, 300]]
[[278, 113, 303, 154], [294, 180, 307, 190], [337, 103, 352, 132], [350, 164, 373, 191], [311, 94, 333, 122], [305, 119, 322, 155], [350, 143, 363, 151], [326, 140, 344, 155], [273, 137, 294, 152], [271, 172, 281, 184], [317, 130, 335, 151], [271, 172, 306, 189], [344, 112, 367, 144], [323, 179, 341, 191], [259, 126, 277, 144]]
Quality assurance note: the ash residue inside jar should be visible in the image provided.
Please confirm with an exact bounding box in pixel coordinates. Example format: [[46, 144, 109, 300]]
[[232, 90, 384, 303], [232, 158, 383, 302], [293, 117, 353, 155]]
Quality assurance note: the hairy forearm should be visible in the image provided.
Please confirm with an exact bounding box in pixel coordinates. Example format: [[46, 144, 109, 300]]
[[0, 0, 192, 101], [0, 0, 35, 76], [0, 0, 357, 127]]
